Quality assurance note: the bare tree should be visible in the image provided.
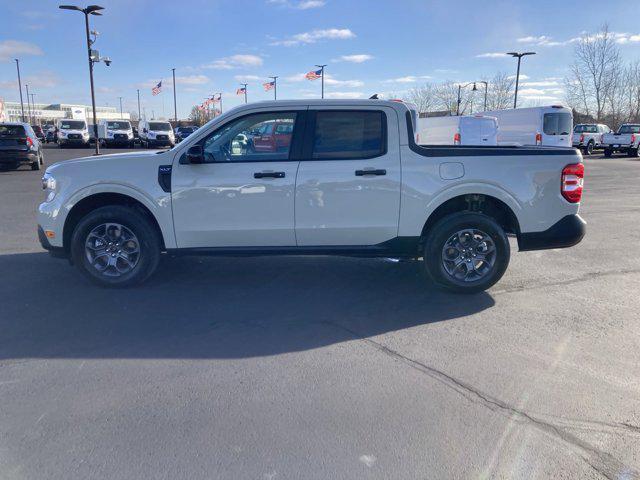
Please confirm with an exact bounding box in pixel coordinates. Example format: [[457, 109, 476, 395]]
[[404, 84, 438, 113], [436, 81, 472, 114], [484, 72, 514, 110], [565, 25, 622, 121]]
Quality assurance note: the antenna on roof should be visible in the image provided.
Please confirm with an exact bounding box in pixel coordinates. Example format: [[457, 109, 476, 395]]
[[369, 94, 379, 100]]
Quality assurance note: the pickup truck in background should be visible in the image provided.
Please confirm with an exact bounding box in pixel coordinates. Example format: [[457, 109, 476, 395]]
[[37, 100, 586, 293], [572, 123, 611, 155], [602, 124, 640, 157]]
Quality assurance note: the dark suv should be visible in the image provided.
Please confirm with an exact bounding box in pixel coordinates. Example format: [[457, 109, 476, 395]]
[[0, 123, 44, 170]]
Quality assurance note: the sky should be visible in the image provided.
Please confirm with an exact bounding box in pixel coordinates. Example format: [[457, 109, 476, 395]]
[[1, 0, 640, 119]]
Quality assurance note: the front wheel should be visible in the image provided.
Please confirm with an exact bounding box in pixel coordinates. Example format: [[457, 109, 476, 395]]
[[423, 212, 510, 293], [584, 141, 594, 155], [71, 205, 161, 287], [604, 148, 612, 158]]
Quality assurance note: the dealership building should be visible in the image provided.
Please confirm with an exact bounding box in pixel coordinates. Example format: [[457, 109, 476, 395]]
[[1, 101, 130, 124]]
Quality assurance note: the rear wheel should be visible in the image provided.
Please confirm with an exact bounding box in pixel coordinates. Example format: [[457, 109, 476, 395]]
[[604, 148, 613, 158], [71, 205, 161, 287], [584, 141, 594, 155], [628, 146, 640, 157], [423, 212, 510, 293]]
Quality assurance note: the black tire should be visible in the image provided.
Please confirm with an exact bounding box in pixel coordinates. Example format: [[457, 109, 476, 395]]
[[604, 148, 612, 158], [39, 151, 44, 166], [585, 141, 594, 155], [628, 146, 640, 158], [70, 205, 161, 287], [423, 212, 510, 293], [31, 157, 41, 171]]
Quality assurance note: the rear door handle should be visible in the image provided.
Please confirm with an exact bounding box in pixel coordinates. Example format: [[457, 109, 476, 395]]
[[355, 169, 386, 176], [254, 171, 285, 179]]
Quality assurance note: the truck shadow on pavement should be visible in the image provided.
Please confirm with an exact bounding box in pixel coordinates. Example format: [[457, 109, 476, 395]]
[[0, 252, 495, 360]]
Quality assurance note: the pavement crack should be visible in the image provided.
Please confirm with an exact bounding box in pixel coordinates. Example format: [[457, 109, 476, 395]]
[[324, 321, 639, 480]]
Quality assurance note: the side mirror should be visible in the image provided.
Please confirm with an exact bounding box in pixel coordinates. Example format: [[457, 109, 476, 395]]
[[186, 145, 205, 164]]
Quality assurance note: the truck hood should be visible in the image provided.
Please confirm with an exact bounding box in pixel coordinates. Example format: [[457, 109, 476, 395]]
[[59, 130, 87, 135], [46, 150, 164, 174]]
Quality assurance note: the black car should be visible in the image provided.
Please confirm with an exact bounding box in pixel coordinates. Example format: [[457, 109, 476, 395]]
[[175, 126, 198, 142], [0, 122, 44, 171], [45, 129, 56, 143], [31, 125, 45, 141]]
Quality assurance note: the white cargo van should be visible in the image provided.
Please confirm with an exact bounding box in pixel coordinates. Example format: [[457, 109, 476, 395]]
[[415, 115, 498, 146], [138, 120, 175, 148], [56, 119, 90, 148], [477, 106, 573, 148], [98, 120, 134, 148]]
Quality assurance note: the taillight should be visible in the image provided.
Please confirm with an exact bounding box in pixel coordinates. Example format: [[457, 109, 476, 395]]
[[535, 133, 542, 145], [632, 134, 636, 144], [26, 137, 34, 147], [579, 134, 584, 143], [453, 133, 461, 145], [561, 163, 584, 203]]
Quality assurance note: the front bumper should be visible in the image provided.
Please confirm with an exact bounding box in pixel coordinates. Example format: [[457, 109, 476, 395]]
[[37, 225, 67, 258], [0, 151, 37, 165], [147, 139, 174, 147], [518, 214, 586, 251], [59, 138, 89, 145]]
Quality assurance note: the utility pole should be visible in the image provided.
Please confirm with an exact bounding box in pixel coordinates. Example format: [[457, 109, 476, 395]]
[[477, 81, 488, 111], [118, 96, 123, 118], [25, 84, 32, 123], [172, 67, 177, 122], [30, 93, 37, 124], [507, 51, 536, 108], [15, 59, 25, 122], [240, 83, 248, 104], [269, 76, 278, 100], [316, 64, 327, 99], [136, 89, 141, 121], [215, 92, 222, 114]]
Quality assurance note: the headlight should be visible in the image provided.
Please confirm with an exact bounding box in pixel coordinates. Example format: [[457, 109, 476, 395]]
[[42, 174, 57, 202], [59, 131, 66, 137], [107, 131, 114, 138]]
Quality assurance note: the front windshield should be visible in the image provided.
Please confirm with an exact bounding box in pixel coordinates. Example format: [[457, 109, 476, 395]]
[[574, 125, 597, 133], [107, 121, 131, 130], [60, 120, 86, 130], [149, 122, 172, 131], [618, 125, 640, 134]]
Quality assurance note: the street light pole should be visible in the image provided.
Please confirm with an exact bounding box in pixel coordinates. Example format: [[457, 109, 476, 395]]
[[269, 76, 278, 100], [136, 89, 141, 121], [59, 4, 106, 155], [240, 83, 248, 104], [15, 59, 25, 122], [456, 82, 477, 115], [118, 96, 123, 118], [25, 84, 32, 124], [316, 64, 327, 99], [477, 81, 489, 111], [507, 51, 536, 109], [30, 93, 37, 124], [171, 67, 177, 122], [215, 93, 222, 114]]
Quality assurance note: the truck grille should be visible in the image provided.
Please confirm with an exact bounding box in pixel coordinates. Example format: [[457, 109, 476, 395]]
[[114, 134, 128, 140], [68, 134, 81, 140], [156, 135, 168, 141]]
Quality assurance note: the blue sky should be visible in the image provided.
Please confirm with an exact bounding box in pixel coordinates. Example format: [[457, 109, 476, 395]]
[[1, 0, 640, 119]]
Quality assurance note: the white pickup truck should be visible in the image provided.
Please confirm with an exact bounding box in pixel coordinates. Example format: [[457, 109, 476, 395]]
[[37, 100, 586, 293], [572, 123, 611, 155], [602, 124, 640, 157]]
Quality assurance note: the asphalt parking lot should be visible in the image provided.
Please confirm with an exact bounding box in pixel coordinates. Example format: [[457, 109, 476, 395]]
[[1, 144, 639, 479]]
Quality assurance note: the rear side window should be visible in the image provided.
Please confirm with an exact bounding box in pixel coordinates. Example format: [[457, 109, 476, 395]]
[[0, 125, 26, 137], [312, 111, 385, 160], [543, 113, 572, 135], [574, 125, 597, 133], [618, 125, 640, 134]]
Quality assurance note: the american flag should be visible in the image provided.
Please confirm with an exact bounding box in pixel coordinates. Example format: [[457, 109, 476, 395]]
[[305, 69, 322, 80], [263, 81, 275, 91], [152, 80, 162, 96], [236, 87, 246, 95]]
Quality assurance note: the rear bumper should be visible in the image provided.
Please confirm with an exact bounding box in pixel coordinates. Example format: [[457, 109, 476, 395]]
[[518, 214, 586, 251], [0, 151, 37, 164]]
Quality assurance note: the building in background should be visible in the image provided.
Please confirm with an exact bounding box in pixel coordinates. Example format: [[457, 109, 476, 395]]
[[2, 101, 130, 125]]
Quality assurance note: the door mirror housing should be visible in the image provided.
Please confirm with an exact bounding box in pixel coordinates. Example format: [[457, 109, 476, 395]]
[[186, 145, 205, 164]]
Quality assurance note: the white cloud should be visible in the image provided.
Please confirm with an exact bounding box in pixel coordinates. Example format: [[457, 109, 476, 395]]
[[270, 28, 355, 46], [518, 88, 546, 95], [234, 74, 262, 82], [325, 91, 364, 99], [476, 52, 508, 58], [0, 70, 59, 89], [175, 75, 210, 85], [334, 54, 373, 63], [520, 95, 562, 102], [520, 80, 560, 87], [284, 72, 362, 88], [0, 40, 43, 61], [434, 68, 458, 74], [383, 75, 431, 84], [267, 0, 325, 8], [507, 74, 529, 80], [202, 54, 263, 70], [516, 35, 563, 46]]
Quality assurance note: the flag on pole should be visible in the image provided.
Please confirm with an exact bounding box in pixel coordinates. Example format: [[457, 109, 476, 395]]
[[305, 69, 322, 80], [236, 87, 246, 95], [152, 80, 162, 96], [263, 81, 275, 91]]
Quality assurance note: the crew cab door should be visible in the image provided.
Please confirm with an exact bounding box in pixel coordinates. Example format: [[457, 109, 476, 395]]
[[295, 107, 401, 246], [171, 109, 305, 248]]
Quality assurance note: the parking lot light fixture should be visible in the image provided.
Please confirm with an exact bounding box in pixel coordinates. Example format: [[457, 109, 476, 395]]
[[456, 82, 476, 116], [14, 59, 25, 122], [507, 51, 536, 109], [59, 4, 106, 155]]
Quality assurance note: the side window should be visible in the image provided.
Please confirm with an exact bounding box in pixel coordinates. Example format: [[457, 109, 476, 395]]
[[312, 111, 385, 160], [201, 112, 297, 162]]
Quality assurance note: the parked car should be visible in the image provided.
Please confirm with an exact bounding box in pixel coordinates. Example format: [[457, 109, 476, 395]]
[[415, 115, 498, 146], [138, 120, 175, 148], [0, 122, 44, 170], [37, 100, 585, 292], [572, 124, 611, 155], [45, 128, 56, 144], [175, 126, 198, 143], [98, 120, 135, 148], [31, 125, 45, 141], [601, 124, 640, 157], [477, 106, 573, 147], [250, 120, 294, 152], [56, 119, 90, 147]]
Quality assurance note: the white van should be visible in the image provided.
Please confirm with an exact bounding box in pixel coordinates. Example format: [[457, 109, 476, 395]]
[[56, 119, 90, 148], [415, 115, 498, 146], [98, 119, 134, 148], [138, 120, 175, 148], [476, 106, 572, 147]]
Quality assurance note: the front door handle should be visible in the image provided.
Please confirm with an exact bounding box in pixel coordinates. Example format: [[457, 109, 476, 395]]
[[355, 169, 386, 176], [254, 171, 285, 179]]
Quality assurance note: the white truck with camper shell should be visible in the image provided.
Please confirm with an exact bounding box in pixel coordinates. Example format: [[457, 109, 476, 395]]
[[56, 119, 90, 148], [601, 124, 640, 157], [415, 115, 498, 146], [98, 120, 135, 148], [572, 123, 611, 155], [478, 106, 573, 148], [38, 99, 586, 293]]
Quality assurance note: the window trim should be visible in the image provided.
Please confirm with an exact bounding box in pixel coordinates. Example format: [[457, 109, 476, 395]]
[[301, 109, 388, 161], [182, 110, 306, 164]]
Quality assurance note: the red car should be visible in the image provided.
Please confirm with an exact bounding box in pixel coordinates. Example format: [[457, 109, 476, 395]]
[[252, 121, 293, 153]]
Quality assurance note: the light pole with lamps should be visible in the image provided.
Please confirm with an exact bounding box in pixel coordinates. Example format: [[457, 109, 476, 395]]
[[25, 84, 32, 123], [59, 4, 111, 155], [456, 82, 477, 115], [14, 59, 25, 122], [118, 96, 123, 118], [476, 81, 489, 111], [507, 51, 536, 108]]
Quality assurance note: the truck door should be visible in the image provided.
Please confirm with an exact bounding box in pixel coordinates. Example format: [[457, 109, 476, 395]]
[[295, 107, 401, 246]]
